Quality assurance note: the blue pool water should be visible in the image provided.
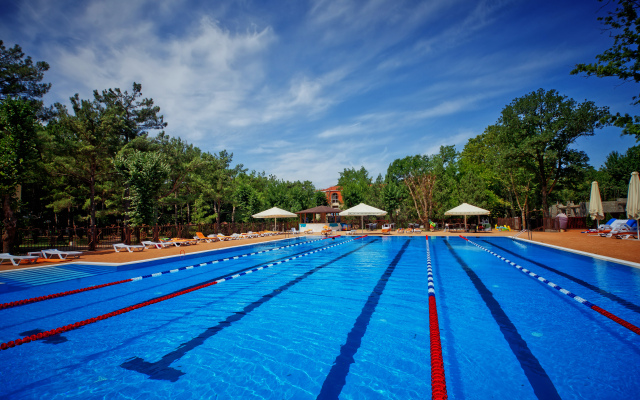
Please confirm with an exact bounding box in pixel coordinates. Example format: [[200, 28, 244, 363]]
[[0, 236, 639, 399]]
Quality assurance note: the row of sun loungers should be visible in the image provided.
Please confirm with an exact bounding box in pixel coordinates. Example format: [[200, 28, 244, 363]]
[[582, 219, 639, 239], [2, 231, 285, 265], [597, 219, 638, 239], [113, 231, 284, 252], [0, 253, 39, 266], [1, 249, 84, 266]]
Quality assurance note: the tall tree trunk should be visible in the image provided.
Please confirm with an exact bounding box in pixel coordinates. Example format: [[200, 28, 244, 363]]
[[173, 192, 179, 227], [124, 186, 131, 227], [404, 179, 422, 223], [215, 200, 222, 231], [541, 184, 549, 220], [89, 170, 97, 251], [2, 194, 17, 253]]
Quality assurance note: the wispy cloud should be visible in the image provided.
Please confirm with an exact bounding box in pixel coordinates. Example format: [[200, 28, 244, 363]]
[[1, 0, 636, 187]]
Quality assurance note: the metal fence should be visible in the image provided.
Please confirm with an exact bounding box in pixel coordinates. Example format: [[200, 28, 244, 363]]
[[495, 216, 588, 232]]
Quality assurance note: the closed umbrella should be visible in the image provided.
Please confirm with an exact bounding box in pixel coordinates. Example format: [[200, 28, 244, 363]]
[[588, 181, 604, 229], [252, 207, 297, 231], [626, 172, 640, 240], [339, 203, 387, 233]]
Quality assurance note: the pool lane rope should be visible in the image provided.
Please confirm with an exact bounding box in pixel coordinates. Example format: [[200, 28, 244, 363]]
[[459, 235, 640, 336], [0, 237, 329, 311], [0, 237, 360, 351], [427, 236, 448, 400]]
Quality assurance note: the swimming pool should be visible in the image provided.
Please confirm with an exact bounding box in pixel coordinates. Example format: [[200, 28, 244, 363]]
[[1, 236, 639, 399]]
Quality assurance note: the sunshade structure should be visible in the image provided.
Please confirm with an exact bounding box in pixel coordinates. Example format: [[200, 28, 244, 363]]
[[252, 207, 297, 231], [444, 203, 490, 228], [626, 172, 640, 239], [588, 181, 604, 226], [339, 203, 387, 233], [295, 206, 342, 223]]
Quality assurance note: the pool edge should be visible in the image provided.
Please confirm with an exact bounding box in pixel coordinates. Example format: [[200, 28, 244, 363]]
[[516, 238, 640, 269]]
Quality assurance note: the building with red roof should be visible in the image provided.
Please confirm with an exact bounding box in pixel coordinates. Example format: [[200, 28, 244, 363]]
[[319, 185, 342, 208]]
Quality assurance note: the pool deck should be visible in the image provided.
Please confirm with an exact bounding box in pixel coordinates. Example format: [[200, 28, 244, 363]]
[[1, 229, 639, 272]]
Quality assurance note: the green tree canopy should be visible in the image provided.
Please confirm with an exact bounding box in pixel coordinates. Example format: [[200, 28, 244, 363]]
[[93, 82, 166, 143], [338, 167, 372, 208], [114, 149, 170, 226], [386, 155, 436, 224], [0, 41, 51, 101], [0, 97, 41, 251], [0, 41, 50, 251], [571, 0, 640, 137], [599, 144, 640, 199], [44, 93, 123, 249], [493, 88, 609, 218]]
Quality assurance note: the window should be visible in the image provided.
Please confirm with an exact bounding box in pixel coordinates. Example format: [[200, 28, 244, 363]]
[[331, 193, 339, 203]]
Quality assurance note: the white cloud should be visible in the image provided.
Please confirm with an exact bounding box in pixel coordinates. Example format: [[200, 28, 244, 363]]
[[411, 97, 482, 120], [318, 123, 364, 138], [246, 140, 293, 155], [3, 0, 633, 189]]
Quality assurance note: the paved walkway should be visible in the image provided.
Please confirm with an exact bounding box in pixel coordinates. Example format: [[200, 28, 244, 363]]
[[1, 229, 638, 273]]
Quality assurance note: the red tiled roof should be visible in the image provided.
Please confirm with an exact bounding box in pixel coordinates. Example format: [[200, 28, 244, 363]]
[[296, 206, 342, 214], [319, 185, 341, 192]]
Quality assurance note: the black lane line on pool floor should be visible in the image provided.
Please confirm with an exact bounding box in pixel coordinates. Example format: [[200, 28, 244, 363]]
[[445, 239, 561, 400], [120, 239, 378, 382], [316, 240, 411, 400], [483, 240, 640, 315]]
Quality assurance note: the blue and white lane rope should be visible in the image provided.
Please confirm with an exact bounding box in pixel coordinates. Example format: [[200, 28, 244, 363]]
[[459, 236, 640, 336], [0, 237, 361, 351], [132, 237, 355, 282], [0, 237, 327, 310], [209, 237, 357, 284], [126, 238, 323, 280]]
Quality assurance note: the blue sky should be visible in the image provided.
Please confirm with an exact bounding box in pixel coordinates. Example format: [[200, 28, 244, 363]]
[[2, 0, 638, 189]]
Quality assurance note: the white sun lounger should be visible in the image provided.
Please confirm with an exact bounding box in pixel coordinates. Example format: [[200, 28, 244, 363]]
[[41, 249, 83, 259], [0, 253, 39, 266], [113, 243, 145, 252], [141, 240, 172, 249]]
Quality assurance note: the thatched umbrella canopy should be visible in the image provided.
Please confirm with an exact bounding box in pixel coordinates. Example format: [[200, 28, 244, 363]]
[[296, 206, 342, 223]]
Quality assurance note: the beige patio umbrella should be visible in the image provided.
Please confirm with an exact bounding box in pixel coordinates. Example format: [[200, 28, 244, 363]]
[[339, 203, 387, 233], [444, 203, 490, 229], [252, 207, 297, 231], [589, 181, 604, 228], [626, 172, 640, 239]]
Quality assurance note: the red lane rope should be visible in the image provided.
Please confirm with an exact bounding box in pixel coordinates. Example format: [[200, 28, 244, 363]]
[[0, 279, 219, 351], [592, 305, 640, 335], [0, 237, 357, 351], [0, 238, 327, 311], [426, 235, 448, 399], [0, 279, 132, 310], [463, 236, 640, 337], [429, 296, 447, 400]]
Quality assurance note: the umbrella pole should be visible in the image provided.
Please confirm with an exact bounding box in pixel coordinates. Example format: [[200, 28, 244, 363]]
[[361, 216, 364, 234]]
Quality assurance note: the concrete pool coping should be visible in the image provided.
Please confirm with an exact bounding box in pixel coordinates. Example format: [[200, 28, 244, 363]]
[[1, 229, 639, 273]]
